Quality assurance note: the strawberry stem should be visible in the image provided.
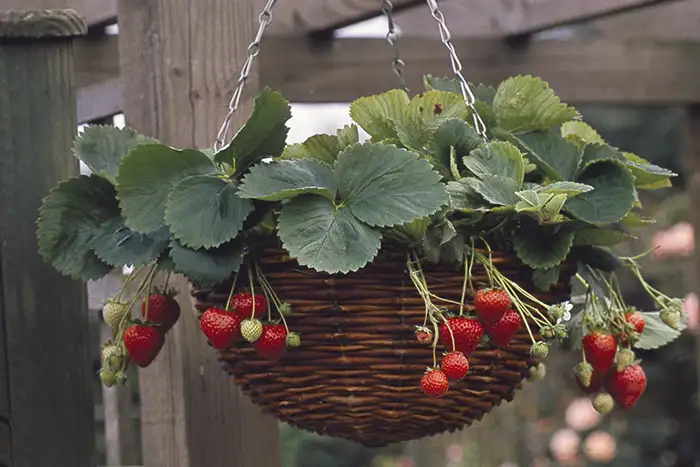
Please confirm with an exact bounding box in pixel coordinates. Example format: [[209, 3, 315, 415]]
[[224, 269, 241, 312], [247, 261, 257, 319], [458, 249, 470, 317], [438, 313, 456, 352], [114, 264, 148, 301]]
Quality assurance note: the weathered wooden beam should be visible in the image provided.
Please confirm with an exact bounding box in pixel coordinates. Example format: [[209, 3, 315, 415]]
[[75, 35, 700, 121], [117, 0, 282, 465], [267, 0, 422, 35], [0, 9, 95, 467], [395, 0, 685, 38], [591, 0, 700, 39], [0, 0, 117, 27]]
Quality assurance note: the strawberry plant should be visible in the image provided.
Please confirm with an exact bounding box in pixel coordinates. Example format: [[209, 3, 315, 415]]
[[36, 74, 686, 415]]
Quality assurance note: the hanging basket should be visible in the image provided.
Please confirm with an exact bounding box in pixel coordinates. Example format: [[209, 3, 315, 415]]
[[192, 245, 574, 446]]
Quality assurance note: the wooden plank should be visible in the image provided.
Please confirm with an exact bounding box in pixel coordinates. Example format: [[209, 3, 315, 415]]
[[116, 0, 282, 466], [267, 0, 422, 35], [395, 0, 685, 38], [591, 0, 700, 39], [0, 9, 95, 467], [0, 0, 117, 27]]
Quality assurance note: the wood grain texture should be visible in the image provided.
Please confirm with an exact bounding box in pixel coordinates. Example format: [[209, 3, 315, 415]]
[[395, 0, 682, 38], [117, 0, 281, 465], [591, 0, 700, 39], [0, 8, 86, 37], [0, 29, 95, 467]]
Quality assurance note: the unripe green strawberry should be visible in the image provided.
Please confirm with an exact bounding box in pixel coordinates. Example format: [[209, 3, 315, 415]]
[[101, 342, 125, 372], [103, 299, 130, 331], [115, 371, 128, 386], [615, 348, 636, 369], [286, 332, 301, 348], [540, 325, 556, 340], [100, 369, 117, 387], [575, 361, 594, 388], [529, 362, 547, 381], [592, 392, 615, 414], [241, 318, 263, 343], [279, 302, 293, 316], [660, 309, 681, 330], [530, 341, 549, 359]]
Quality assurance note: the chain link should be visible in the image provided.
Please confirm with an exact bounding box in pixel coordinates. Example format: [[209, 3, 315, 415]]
[[381, 0, 409, 93], [214, 0, 278, 151], [425, 0, 487, 138]]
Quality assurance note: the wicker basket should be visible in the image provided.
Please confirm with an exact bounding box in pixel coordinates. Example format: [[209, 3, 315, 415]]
[[191, 247, 573, 446]]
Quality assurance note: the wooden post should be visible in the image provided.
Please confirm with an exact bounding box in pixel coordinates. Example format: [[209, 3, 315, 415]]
[[116, 0, 282, 465], [0, 9, 96, 467]]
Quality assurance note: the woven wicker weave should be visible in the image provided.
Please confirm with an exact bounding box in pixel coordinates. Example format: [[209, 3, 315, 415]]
[[191, 247, 573, 446]]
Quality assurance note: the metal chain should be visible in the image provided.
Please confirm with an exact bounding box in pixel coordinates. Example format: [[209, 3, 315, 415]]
[[213, 0, 278, 151], [425, 0, 487, 138], [381, 0, 409, 93]]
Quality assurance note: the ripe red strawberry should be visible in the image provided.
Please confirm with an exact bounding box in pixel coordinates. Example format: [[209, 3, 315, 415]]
[[200, 307, 242, 350], [608, 364, 647, 409], [484, 309, 521, 347], [141, 293, 180, 331], [620, 311, 646, 344], [254, 324, 288, 360], [438, 317, 484, 355], [415, 326, 433, 345], [229, 293, 268, 319], [583, 331, 617, 372], [441, 351, 469, 381], [123, 324, 165, 368], [420, 368, 449, 398], [474, 288, 512, 323]]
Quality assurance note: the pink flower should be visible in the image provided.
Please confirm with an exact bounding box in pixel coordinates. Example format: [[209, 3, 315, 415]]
[[684, 293, 699, 332], [652, 222, 695, 259]]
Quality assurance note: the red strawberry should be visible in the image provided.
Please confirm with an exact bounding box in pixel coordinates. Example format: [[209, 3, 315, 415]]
[[141, 293, 180, 331], [484, 309, 521, 347], [583, 332, 617, 372], [415, 326, 433, 345], [123, 324, 165, 368], [229, 293, 268, 319], [608, 364, 647, 409], [254, 324, 288, 360], [474, 288, 512, 323], [420, 368, 449, 398], [441, 351, 469, 381], [200, 307, 242, 350], [620, 311, 646, 344], [438, 317, 484, 355]]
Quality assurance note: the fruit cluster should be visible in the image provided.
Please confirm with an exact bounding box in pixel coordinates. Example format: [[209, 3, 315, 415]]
[[200, 292, 298, 359], [418, 288, 525, 398], [100, 283, 181, 386], [576, 310, 648, 412]]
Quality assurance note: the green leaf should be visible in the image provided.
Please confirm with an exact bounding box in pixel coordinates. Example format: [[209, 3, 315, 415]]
[[73, 125, 157, 180], [446, 179, 488, 211], [278, 196, 381, 274], [336, 142, 447, 228], [337, 125, 360, 148], [492, 75, 578, 133], [572, 247, 622, 272], [579, 144, 625, 171], [214, 88, 291, 172], [349, 89, 408, 141], [533, 266, 561, 292], [540, 194, 568, 222], [514, 190, 543, 212], [536, 181, 593, 197], [515, 131, 581, 181], [164, 175, 253, 249], [238, 158, 336, 202], [281, 134, 341, 164], [512, 226, 575, 269], [394, 91, 469, 151], [573, 228, 635, 247], [464, 141, 526, 184], [620, 210, 656, 227], [429, 118, 482, 177], [634, 311, 685, 350], [37, 175, 116, 280], [423, 75, 461, 95], [565, 161, 636, 224], [91, 219, 170, 268], [169, 240, 244, 287], [466, 175, 520, 206], [116, 144, 216, 234], [622, 152, 676, 189], [561, 121, 604, 146], [394, 217, 431, 243]]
